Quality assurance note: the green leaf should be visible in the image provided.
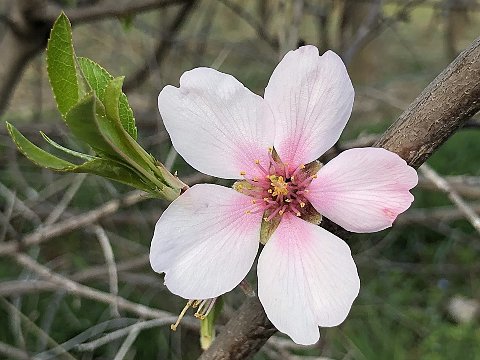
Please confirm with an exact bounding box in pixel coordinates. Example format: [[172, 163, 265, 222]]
[[71, 158, 155, 194], [64, 92, 117, 157], [7, 123, 155, 194], [104, 76, 124, 124], [41, 132, 96, 161], [46, 13, 82, 116], [97, 78, 161, 181], [77, 57, 137, 139], [7, 122, 75, 170]]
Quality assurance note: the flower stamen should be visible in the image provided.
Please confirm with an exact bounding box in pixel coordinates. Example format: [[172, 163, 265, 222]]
[[171, 299, 194, 331]]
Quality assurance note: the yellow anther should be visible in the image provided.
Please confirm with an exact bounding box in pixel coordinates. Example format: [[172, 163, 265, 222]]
[[291, 176, 295, 181], [268, 189, 273, 193], [279, 210, 285, 215], [255, 159, 260, 164], [296, 212, 301, 216], [252, 199, 257, 204], [240, 171, 246, 176], [285, 199, 292, 203], [263, 197, 269, 201], [300, 164, 306, 169], [268, 147, 273, 153], [245, 210, 251, 214], [268, 175, 289, 197], [300, 202, 306, 208], [253, 177, 259, 182], [312, 174, 318, 179]]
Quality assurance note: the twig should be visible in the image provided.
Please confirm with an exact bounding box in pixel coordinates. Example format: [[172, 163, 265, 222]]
[[113, 327, 140, 360], [44, 174, 86, 226], [419, 164, 480, 234], [42, 0, 190, 24], [375, 35, 480, 167], [0, 190, 147, 256], [216, 0, 278, 49], [93, 225, 120, 317], [11, 252, 179, 321], [0, 171, 208, 256], [0, 298, 76, 360], [124, 0, 198, 91], [34, 318, 139, 359], [76, 317, 176, 352], [0, 181, 41, 225], [341, 0, 382, 66], [397, 203, 480, 226], [0, 340, 29, 360]]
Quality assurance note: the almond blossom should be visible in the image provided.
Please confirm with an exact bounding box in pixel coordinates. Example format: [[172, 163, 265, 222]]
[[150, 45, 418, 345]]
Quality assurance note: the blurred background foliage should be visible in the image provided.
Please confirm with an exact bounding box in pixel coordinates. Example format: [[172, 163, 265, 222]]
[[0, 0, 479, 359]]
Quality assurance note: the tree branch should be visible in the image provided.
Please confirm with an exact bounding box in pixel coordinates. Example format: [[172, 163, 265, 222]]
[[375, 36, 480, 168], [123, 0, 197, 91], [198, 35, 480, 360], [43, 0, 190, 25], [0, 0, 191, 116]]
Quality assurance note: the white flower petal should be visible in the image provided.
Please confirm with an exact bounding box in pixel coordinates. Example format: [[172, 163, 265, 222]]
[[150, 184, 262, 299], [265, 46, 354, 169], [306, 147, 418, 233], [258, 214, 360, 345], [158, 68, 274, 179]]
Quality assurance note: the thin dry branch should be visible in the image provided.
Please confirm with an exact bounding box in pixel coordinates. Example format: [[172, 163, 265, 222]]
[[43, 0, 190, 24], [0, 0, 191, 115], [0, 190, 147, 256], [12, 252, 196, 325], [0, 340, 29, 360], [396, 203, 480, 226], [123, 0, 197, 91], [375, 36, 480, 168], [198, 35, 480, 360], [419, 164, 480, 234], [94, 225, 120, 317]]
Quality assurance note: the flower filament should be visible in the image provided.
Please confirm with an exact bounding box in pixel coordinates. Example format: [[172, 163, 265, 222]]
[[236, 148, 318, 222]]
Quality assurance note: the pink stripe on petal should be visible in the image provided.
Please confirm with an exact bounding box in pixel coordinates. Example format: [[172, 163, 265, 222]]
[[150, 184, 262, 299], [159, 67, 274, 180], [265, 46, 354, 168], [306, 147, 418, 233], [258, 214, 360, 345]]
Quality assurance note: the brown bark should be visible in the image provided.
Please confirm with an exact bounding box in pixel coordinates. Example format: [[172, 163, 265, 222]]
[[198, 35, 480, 360], [375, 35, 480, 169]]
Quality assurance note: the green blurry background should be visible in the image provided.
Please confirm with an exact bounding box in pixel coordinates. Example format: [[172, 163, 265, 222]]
[[0, 0, 479, 359]]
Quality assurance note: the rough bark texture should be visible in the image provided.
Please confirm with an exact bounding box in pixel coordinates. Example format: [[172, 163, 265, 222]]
[[198, 297, 276, 360], [198, 36, 480, 360], [375, 35, 480, 168]]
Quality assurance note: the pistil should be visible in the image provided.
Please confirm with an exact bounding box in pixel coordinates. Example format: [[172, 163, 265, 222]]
[[237, 148, 319, 223]]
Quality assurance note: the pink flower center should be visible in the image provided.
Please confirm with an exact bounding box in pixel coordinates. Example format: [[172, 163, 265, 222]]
[[236, 148, 317, 222]]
